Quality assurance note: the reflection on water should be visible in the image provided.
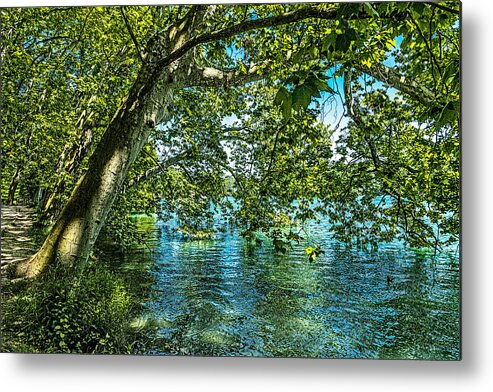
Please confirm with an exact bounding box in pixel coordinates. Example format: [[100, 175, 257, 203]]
[[116, 216, 460, 359]]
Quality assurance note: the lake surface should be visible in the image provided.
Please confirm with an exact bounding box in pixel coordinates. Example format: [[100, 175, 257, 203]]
[[115, 215, 460, 359]]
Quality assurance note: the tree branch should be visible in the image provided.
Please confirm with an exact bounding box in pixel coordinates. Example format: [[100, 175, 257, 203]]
[[261, 125, 285, 184], [408, 11, 441, 86], [126, 150, 192, 189], [424, 2, 460, 15], [153, 4, 405, 76], [185, 61, 268, 88], [24, 35, 70, 50], [120, 7, 145, 64], [354, 61, 440, 108], [343, 70, 381, 169], [189, 54, 443, 112], [344, 70, 420, 176]]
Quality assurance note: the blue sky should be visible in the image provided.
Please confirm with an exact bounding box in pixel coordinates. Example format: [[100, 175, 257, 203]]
[[214, 34, 406, 165]]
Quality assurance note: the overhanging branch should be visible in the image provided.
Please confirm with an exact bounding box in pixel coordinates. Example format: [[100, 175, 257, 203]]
[[354, 62, 440, 108], [126, 150, 192, 189], [185, 61, 267, 88], [152, 4, 405, 76], [343, 70, 381, 169]]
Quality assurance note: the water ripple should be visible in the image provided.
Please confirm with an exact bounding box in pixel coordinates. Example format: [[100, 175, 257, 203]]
[[119, 216, 459, 359]]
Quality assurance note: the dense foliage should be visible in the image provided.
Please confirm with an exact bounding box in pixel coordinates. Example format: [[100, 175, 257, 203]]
[[1, 262, 150, 353], [0, 1, 460, 356], [1, 2, 460, 255]]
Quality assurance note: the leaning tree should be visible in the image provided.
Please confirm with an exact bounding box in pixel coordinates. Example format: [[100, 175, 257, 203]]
[[0, 2, 459, 278]]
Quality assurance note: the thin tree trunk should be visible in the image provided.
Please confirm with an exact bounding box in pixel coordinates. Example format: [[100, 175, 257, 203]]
[[6, 124, 36, 205], [7, 168, 20, 205], [41, 126, 94, 216]]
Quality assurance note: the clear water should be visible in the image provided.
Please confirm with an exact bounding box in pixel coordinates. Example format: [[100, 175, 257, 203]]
[[118, 216, 460, 359]]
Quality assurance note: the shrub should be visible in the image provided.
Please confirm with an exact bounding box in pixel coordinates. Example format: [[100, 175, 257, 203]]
[[1, 262, 144, 354]]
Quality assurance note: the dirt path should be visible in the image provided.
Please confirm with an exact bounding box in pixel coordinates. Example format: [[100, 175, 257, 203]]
[[1, 205, 37, 271]]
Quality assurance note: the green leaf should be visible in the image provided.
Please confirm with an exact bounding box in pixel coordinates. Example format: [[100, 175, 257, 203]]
[[292, 48, 304, 64], [322, 35, 336, 53], [274, 85, 289, 106], [309, 45, 319, 58], [337, 3, 361, 18], [311, 89, 321, 99], [305, 247, 315, 255], [439, 13, 449, 22], [335, 28, 357, 52], [274, 85, 292, 121], [292, 84, 313, 111], [281, 94, 292, 121], [305, 245, 324, 261], [273, 238, 288, 253], [306, 76, 335, 94], [346, 28, 357, 42], [364, 3, 380, 18], [411, 2, 426, 15], [305, 247, 317, 261]]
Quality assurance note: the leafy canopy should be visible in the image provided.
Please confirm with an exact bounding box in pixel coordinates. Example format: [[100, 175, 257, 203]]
[[1, 2, 460, 252]]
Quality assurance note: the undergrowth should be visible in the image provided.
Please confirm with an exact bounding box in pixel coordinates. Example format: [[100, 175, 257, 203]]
[[1, 261, 152, 354]]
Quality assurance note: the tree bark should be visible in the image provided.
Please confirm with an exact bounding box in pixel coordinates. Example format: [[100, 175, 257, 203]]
[[15, 72, 173, 277], [14, 6, 206, 278]]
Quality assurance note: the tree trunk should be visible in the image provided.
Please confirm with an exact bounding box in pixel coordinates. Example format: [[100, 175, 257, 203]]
[[15, 66, 175, 278], [41, 126, 94, 217], [7, 168, 20, 205], [14, 6, 203, 278]]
